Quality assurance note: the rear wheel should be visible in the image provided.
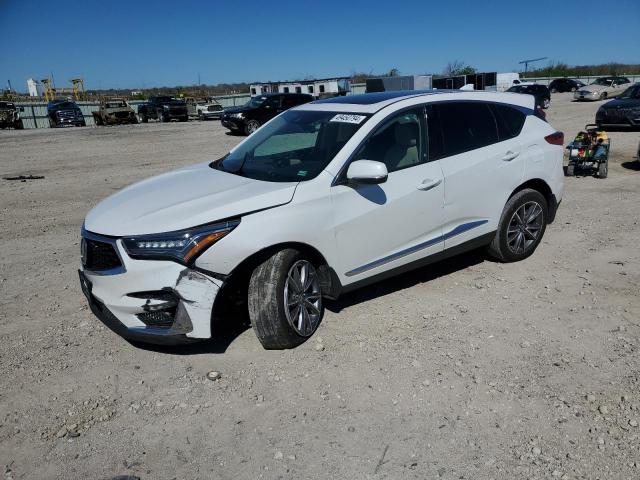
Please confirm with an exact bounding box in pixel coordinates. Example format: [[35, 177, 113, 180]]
[[566, 164, 575, 177], [542, 98, 550, 109], [571, 87, 577, 92], [550, 88, 557, 93], [598, 160, 608, 179], [14, 119, 24, 130], [248, 249, 324, 349], [139, 113, 147, 123], [487, 189, 548, 263]]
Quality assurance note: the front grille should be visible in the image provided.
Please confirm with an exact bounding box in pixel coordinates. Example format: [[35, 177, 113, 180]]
[[208, 105, 222, 112], [114, 111, 130, 119], [83, 238, 122, 271], [57, 110, 79, 119]]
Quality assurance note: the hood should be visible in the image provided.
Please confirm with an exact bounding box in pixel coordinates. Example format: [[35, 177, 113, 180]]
[[84, 162, 298, 236], [223, 105, 253, 114], [581, 84, 609, 93], [601, 98, 640, 109]]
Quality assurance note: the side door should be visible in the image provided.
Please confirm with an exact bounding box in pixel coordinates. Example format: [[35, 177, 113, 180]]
[[428, 101, 525, 250], [331, 107, 445, 284], [259, 96, 282, 123]]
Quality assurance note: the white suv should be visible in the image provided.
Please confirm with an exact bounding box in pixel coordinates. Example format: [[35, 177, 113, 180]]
[[80, 91, 564, 349]]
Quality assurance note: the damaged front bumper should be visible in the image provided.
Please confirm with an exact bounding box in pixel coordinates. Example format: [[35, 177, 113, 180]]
[[79, 238, 222, 345]]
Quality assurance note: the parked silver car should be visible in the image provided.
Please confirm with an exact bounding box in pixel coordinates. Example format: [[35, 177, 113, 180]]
[[574, 77, 631, 101]]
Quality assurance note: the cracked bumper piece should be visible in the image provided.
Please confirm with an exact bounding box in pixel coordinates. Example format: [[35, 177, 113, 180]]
[[79, 256, 221, 345]]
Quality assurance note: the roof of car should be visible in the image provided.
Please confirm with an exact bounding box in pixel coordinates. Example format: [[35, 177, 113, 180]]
[[298, 90, 535, 113]]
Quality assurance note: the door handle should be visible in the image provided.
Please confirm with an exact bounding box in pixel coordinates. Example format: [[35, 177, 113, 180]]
[[417, 178, 442, 191], [502, 150, 520, 161]]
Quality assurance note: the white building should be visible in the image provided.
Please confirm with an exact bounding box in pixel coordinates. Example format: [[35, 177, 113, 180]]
[[27, 78, 45, 97], [250, 77, 350, 99]]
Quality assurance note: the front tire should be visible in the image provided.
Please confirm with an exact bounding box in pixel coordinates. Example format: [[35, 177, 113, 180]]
[[542, 98, 550, 109], [248, 249, 324, 349], [487, 189, 548, 263], [245, 119, 260, 135], [600, 92, 607, 100]]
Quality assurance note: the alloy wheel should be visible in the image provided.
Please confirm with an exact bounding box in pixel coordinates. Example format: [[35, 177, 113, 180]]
[[507, 201, 544, 255], [283, 260, 322, 337]]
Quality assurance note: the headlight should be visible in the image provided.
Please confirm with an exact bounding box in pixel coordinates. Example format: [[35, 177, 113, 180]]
[[122, 220, 239, 264], [230, 113, 244, 119]]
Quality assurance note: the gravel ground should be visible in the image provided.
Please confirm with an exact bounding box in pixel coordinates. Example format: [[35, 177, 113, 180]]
[[1, 94, 639, 480]]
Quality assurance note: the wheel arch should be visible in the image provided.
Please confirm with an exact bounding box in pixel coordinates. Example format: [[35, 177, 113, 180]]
[[211, 241, 339, 326], [509, 178, 558, 223]]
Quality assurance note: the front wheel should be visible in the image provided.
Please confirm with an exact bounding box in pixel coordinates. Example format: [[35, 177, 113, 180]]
[[600, 92, 607, 100], [14, 119, 24, 130], [542, 98, 550, 109], [487, 189, 548, 263], [550, 88, 557, 93], [248, 249, 324, 349], [245, 119, 260, 135]]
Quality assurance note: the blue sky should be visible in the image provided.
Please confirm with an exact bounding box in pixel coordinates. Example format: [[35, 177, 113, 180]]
[[1, 0, 638, 91]]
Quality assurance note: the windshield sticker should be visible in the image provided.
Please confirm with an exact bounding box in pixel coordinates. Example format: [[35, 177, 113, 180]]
[[330, 114, 367, 124], [297, 170, 308, 177]]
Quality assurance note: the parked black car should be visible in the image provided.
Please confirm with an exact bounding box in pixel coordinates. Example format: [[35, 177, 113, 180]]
[[137, 96, 188, 123], [0, 102, 24, 129], [506, 84, 551, 109], [47, 100, 86, 128], [596, 83, 640, 128], [221, 93, 313, 135], [548, 78, 585, 93]]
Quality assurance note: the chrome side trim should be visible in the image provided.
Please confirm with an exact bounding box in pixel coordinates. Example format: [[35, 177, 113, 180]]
[[80, 226, 127, 276], [344, 220, 488, 277]]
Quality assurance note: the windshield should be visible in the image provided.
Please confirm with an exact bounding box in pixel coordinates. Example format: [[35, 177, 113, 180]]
[[592, 78, 612, 86], [245, 96, 267, 108], [105, 101, 126, 108], [51, 101, 77, 110], [213, 110, 369, 182], [508, 85, 530, 93], [617, 85, 640, 99]]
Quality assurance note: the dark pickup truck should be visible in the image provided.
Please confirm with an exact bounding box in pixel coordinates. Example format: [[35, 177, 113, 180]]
[[137, 96, 188, 123]]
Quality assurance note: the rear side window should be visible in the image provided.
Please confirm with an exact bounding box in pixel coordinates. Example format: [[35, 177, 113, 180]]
[[431, 102, 499, 158], [491, 104, 526, 140]]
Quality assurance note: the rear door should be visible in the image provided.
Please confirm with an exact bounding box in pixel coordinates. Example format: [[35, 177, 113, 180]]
[[428, 101, 525, 249]]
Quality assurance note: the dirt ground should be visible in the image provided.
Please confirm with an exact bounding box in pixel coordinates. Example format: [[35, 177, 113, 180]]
[[1, 93, 639, 480]]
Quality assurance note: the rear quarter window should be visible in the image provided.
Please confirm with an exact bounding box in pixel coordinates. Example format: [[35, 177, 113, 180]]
[[491, 104, 526, 141]]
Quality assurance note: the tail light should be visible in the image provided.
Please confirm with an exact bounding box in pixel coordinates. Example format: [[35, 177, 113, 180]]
[[545, 131, 564, 146], [534, 106, 547, 121]]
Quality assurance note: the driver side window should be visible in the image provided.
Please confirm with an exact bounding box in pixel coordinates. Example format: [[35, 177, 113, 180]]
[[353, 108, 426, 173]]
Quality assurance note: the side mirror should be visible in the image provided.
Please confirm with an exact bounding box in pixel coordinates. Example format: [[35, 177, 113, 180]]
[[19, 106, 24, 111], [346, 160, 388, 185]]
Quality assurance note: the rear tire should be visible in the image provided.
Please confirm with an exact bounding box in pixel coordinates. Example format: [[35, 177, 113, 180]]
[[14, 119, 24, 130], [598, 161, 608, 179], [248, 249, 324, 349], [139, 113, 148, 123], [566, 164, 575, 177], [550, 88, 557, 93], [487, 189, 548, 263], [542, 98, 550, 109]]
